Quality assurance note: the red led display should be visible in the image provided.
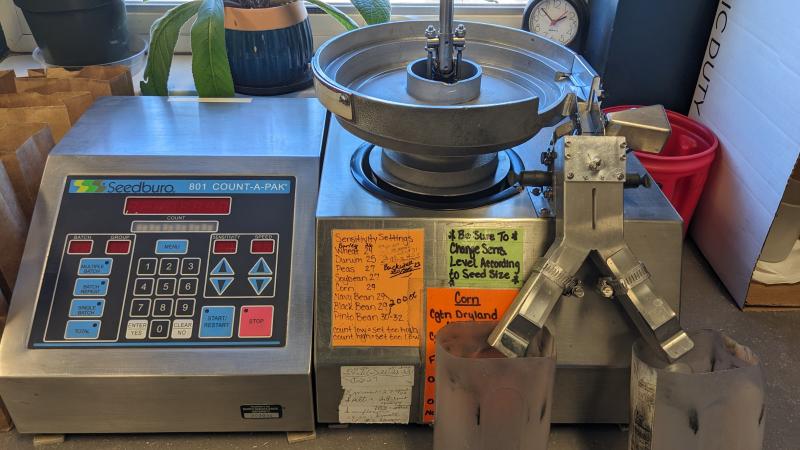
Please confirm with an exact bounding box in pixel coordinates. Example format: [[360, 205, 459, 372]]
[[213, 240, 238, 254], [67, 240, 93, 255], [106, 240, 131, 255], [124, 197, 231, 215], [250, 239, 275, 254]]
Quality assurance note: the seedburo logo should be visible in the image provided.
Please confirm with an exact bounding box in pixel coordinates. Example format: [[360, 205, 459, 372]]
[[70, 179, 175, 194]]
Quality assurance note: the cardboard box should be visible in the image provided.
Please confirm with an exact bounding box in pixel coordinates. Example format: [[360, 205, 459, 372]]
[[0, 92, 93, 142], [18, 66, 134, 98], [689, 0, 800, 307]]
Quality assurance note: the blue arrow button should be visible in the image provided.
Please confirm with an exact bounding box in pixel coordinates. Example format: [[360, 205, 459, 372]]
[[210, 258, 235, 276], [248, 257, 272, 276], [248, 277, 272, 295], [209, 277, 234, 295]]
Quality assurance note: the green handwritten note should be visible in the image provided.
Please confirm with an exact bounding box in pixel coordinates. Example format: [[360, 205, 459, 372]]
[[445, 226, 524, 288]]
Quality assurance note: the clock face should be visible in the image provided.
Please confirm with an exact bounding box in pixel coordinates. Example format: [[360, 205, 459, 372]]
[[528, 0, 580, 45]]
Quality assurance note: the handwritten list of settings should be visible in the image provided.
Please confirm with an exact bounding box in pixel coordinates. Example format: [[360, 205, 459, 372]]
[[331, 229, 424, 347]]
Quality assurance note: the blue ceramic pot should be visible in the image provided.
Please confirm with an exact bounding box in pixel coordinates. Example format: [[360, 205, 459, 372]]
[[224, 2, 314, 95]]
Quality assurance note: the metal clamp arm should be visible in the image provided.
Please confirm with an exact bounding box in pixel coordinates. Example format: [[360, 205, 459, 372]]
[[488, 243, 589, 357], [601, 248, 695, 362]]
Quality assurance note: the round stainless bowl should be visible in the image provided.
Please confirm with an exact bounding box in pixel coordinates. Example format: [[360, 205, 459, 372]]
[[312, 20, 597, 156]]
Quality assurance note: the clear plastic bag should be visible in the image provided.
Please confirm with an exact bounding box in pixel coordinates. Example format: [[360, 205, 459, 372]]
[[433, 321, 556, 450], [630, 329, 765, 450]]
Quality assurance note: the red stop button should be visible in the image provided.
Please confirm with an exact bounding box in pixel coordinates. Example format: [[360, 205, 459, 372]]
[[238, 306, 274, 338]]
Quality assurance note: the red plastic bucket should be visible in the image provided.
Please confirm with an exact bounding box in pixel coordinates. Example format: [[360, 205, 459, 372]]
[[604, 106, 718, 232]]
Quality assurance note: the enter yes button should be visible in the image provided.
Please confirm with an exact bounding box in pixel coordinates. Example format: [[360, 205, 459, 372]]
[[238, 306, 274, 338]]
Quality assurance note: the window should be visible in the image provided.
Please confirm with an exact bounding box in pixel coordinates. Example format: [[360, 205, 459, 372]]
[[1, 0, 527, 53]]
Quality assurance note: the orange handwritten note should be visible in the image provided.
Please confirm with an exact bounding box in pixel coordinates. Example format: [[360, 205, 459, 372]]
[[331, 229, 424, 347], [422, 287, 519, 423]]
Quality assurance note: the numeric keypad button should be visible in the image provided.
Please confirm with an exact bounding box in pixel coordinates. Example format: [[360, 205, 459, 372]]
[[178, 278, 198, 296], [175, 298, 196, 317], [156, 278, 176, 296], [171, 319, 193, 339], [126, 320, 148, 340], [149, 320, 171, 339], [159, 258, 179, 276], [153, 298, 174, 317], [133, 278, 154, 296], [137, 258, 157, 276], [181, 258, 201, 276], [130, 298, 151, 317]]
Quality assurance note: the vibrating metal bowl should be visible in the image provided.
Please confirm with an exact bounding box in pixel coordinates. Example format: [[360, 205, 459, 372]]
[[313, 20, 597, 205]]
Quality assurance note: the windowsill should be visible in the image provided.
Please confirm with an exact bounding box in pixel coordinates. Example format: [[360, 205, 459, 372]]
[[0, 53, 318, 97]]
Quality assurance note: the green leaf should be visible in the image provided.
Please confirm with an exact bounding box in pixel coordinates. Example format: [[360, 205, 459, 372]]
[[306, 0, 359, 31], [350, 0, 391, 25], [140, 0, 202, 96], [191, 0, 235, 97]]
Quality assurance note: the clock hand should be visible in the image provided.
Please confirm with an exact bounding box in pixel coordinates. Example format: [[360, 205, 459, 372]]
[[553, 12, 568, 24], [542, 9, 556, 22]]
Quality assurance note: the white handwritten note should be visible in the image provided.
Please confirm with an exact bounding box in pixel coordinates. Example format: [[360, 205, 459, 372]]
[[338, 366, 415, 424]]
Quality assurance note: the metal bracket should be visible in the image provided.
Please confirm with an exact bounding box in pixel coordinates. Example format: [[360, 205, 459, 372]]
[[489, 131, 695, 363], [314, 78, 354, 121]]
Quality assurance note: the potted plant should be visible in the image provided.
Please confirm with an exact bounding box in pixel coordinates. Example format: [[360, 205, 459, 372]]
[[141, 0, 390, 97], [13, 0, 130, 67]]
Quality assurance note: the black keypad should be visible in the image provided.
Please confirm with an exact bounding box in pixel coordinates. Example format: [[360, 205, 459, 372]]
[[159, 258, 179, 276], [133, 278, 154, 296], [137, 258, 157, 276], [153, 298, 174, 317], [181, 258, 201, 276], [178, 278, 198, 296], [149, 320, 171, 339], [175, 298, 196, 317], [130, 298, 151, 317], [156, 278, 176, 296]]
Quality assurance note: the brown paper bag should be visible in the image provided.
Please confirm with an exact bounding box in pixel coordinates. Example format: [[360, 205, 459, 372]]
[[0, 166, 27, 290], [0, 71, 15, 94], [0, 295, 10, 431], [0, 398, 11, 433], [19, 66, 134, 97], [0, 123, 54, 217], [0, 277, 8, 319], [0, 92, 93, 142]]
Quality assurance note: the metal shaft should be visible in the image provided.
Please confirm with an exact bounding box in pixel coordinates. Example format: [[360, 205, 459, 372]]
[[438, 0, 454, 76]]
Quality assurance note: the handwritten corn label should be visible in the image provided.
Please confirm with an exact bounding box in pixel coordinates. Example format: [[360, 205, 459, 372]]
[[331, 229, 424, 347], [446, 226, 524, 288]]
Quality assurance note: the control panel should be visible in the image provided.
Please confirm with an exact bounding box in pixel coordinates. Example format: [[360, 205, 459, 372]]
[[28, 176, 295, 348]]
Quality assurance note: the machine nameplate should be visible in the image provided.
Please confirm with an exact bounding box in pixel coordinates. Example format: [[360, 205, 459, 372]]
[[423, 288, 518, 423], [330, 229, 424, 347], [445, 226, 525, 288], [240, 404, 283, 419]]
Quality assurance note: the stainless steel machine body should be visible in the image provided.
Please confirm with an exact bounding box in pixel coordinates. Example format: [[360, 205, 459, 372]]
[[0, 97, 324, 433], [315, 120, 683, 423]]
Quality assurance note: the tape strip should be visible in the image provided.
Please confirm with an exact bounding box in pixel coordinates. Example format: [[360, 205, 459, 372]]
[[224, 3, 308, 31]]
